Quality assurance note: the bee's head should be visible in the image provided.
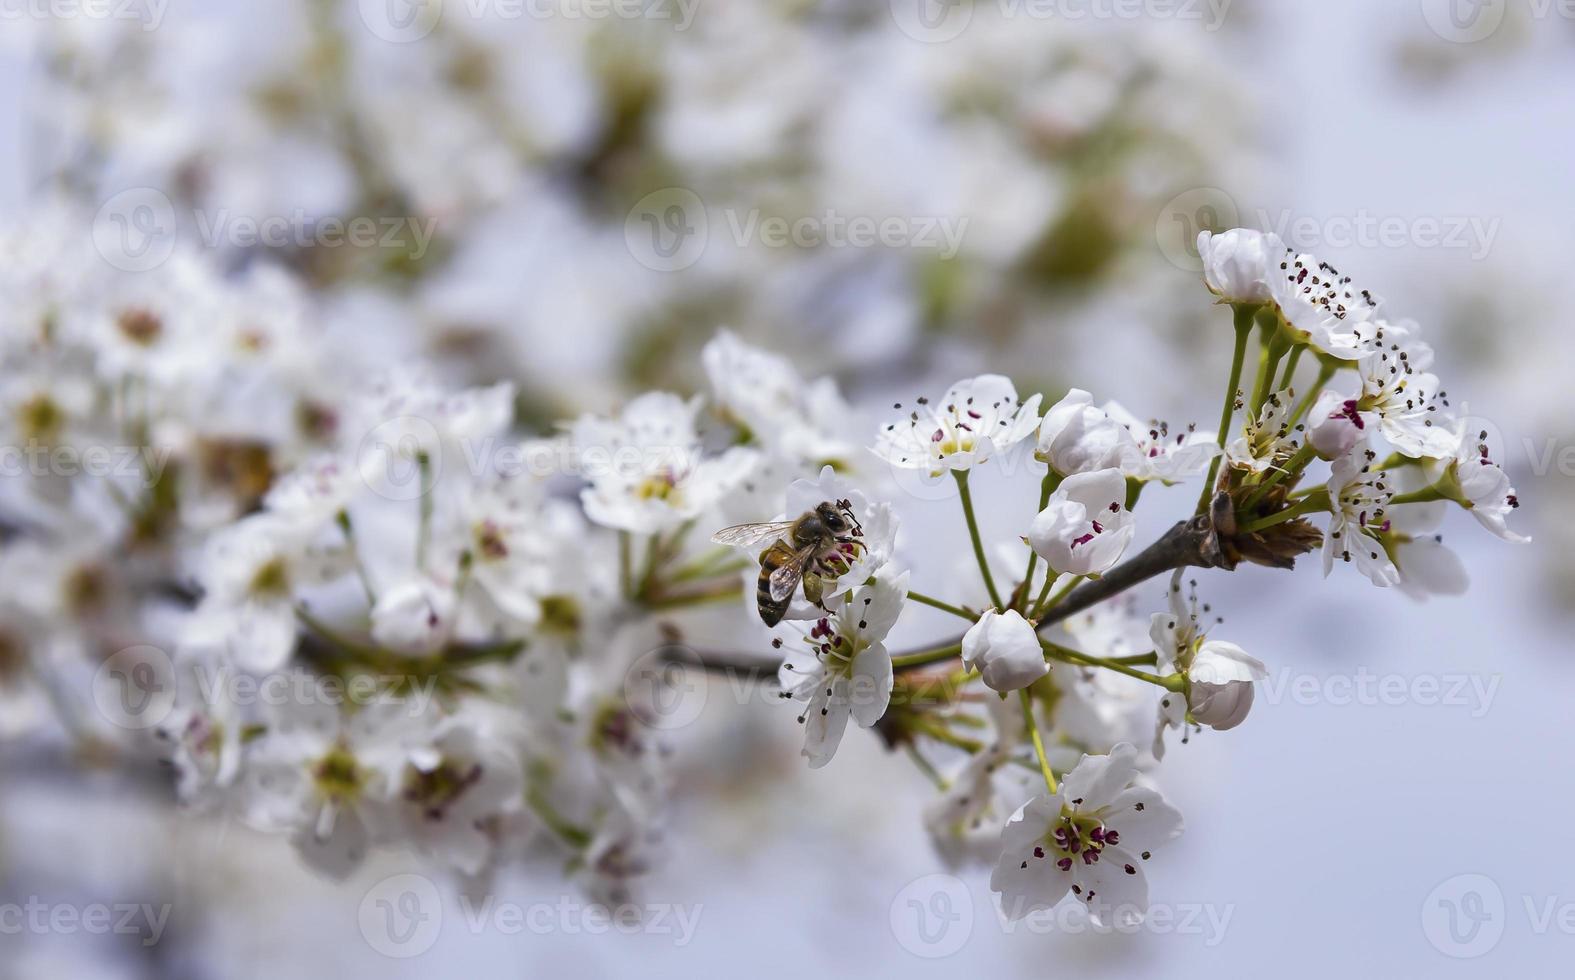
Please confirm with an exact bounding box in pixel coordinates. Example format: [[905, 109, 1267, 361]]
[[817, 501, 849, 534]]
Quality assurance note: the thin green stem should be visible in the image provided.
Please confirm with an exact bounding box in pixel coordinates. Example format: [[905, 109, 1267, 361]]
[[1237, 495, 1331, 534], [636, 533, 665, 600], [1020, 689, 1058, 796], [1040, 638, 1182, 690], [913, 720, 983, 754], [907, 591, 977, 623], [335, 510, 378, 606], [295, 605, 387, 663], [905, 744, 948, 790], [415, 451, 433, 571], [953, 471, 1004, 610], [642, 581, 743, 611], [669, 547, 750, 583], [1018, 472, 1061, 610], [1377, 452, 1423, 471], [1250, 331, 1291, 418], [1243, 443, 1317, 511], [1031, 574, 1084, 621], [1199, 304, 1257, 513], [1277, 344, 1306, 392], [618, 531, 632, 599], [1390, 485, 1451, 507], [1286, 362, 1338, 427], [1109, 652, 1160, 667], [525, 785, 592, 849], [891, 642, 965, 671]]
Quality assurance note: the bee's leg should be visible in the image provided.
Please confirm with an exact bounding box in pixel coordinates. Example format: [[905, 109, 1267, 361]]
[[831, 536, 864, 566], [802, 572, 824, 607]]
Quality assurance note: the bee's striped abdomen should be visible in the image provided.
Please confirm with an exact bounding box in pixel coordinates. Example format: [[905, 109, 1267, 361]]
[[756, 540, 799, 627]]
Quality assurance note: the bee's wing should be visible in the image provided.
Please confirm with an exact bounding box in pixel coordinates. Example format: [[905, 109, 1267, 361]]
[[711, 520, 795, 548], [768, 545, 818, 603]]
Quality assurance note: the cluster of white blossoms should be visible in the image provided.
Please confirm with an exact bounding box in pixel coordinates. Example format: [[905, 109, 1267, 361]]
[[715, 226, 1526, 926], [28, 7, 1248, 406], [0, 199, 1526, 925]]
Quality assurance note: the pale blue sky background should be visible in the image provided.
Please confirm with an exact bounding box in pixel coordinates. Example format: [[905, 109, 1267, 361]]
[[1, 2, 1572, 977]]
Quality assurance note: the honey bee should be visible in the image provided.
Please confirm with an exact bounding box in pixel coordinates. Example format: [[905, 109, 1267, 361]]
[[711, 500, 865, 626]]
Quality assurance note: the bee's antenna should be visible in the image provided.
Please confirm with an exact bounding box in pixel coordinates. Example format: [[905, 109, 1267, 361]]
[[839, 499, 863, 534]]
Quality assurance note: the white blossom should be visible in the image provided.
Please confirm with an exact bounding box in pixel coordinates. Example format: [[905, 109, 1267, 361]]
[[990, 743, 1183, 925], [874, 375, 1042, 475], [1437, 420, 1528, 544], [777, 571, 906, 768], [701, 330, 858, 468], [1266, 245, 1381, 360], [1029, 469, 1135, 577], [182, 514, 347, 672], [1388, 470, 1470, 600], [1104, 401, 1219, 484], [1355, 335, 1459, 459], [574, 392, 758, 534], [1325, 448, 1402, 588], [1225, 389, 1300, 474], [1150, 577, 1266, 756]]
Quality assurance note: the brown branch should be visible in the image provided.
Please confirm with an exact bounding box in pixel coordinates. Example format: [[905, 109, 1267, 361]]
[[1032, 502, 1232, 630], [662, 494, 1240, 679]]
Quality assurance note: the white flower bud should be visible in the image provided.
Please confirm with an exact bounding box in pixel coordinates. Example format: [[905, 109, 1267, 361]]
[[1034, 389, 1140, 477], [371, 577, 455, 654], [1197, 228, 1277, 305], [1185, 641, 1267, 731], [962, 609, 1048, 692]]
